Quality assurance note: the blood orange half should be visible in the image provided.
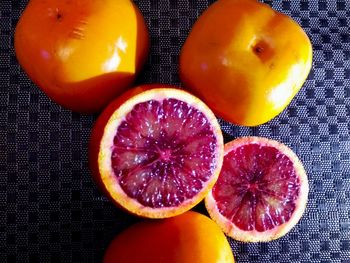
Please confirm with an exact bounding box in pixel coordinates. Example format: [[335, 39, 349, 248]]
[[89, 85, 224, 218], [205, 137, 309, 242]]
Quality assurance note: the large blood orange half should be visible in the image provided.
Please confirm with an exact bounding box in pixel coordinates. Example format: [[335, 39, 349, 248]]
[[103, 211, 234, 263], [89, 85, 224, 218], [205, 137, 309, 242]]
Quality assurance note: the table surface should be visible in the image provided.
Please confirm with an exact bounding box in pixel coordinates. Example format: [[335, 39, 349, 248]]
[[1, 0, 350, 262]]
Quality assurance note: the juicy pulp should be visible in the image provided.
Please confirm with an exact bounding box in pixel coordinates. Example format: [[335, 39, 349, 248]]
[[212, 144, 300, 232], [111, 98, 218, 208]]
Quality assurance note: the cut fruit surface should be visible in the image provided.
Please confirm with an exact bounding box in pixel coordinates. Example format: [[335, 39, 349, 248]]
[[205, 137, 309, 242], [89, 85, 224, 218]]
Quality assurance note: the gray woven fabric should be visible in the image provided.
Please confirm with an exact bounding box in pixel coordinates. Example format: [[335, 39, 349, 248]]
[[1, 0, 350, 262]]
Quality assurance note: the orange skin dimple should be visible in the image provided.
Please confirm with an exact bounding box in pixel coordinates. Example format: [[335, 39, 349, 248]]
[[179, 0, 313, 126], [15, 0, 149, 113]]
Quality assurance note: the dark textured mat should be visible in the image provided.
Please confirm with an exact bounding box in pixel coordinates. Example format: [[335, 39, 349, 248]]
[[1, 0, 350, 262]]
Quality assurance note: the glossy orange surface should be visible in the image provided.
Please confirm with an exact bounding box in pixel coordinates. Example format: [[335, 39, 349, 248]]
[[103, 211, 235, 263], [180, 0, 313, 126], [15, 0, 149, 113]]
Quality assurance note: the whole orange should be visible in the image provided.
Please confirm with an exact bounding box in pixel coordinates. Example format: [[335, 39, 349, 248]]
[[15, 0, 149, 113], [179, 0, 312, 126], [103, 211, 234, 263]]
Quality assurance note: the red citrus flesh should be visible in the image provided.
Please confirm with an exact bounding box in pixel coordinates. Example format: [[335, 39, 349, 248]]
[[89, 86, 224, 218], [205, 137, 309, 242], [113, 99, 219, 208]]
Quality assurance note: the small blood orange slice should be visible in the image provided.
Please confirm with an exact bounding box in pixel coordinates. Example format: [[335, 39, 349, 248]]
[[205, 137, 309, 242], [89, 85, 224, 218]]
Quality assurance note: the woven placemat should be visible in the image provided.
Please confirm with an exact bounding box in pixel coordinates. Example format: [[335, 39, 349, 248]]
[[1, 0, 350, 262]]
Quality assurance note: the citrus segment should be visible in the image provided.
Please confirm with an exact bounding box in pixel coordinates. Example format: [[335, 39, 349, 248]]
[[205, 137, 308, 242], [89, 86, 224, 218]]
